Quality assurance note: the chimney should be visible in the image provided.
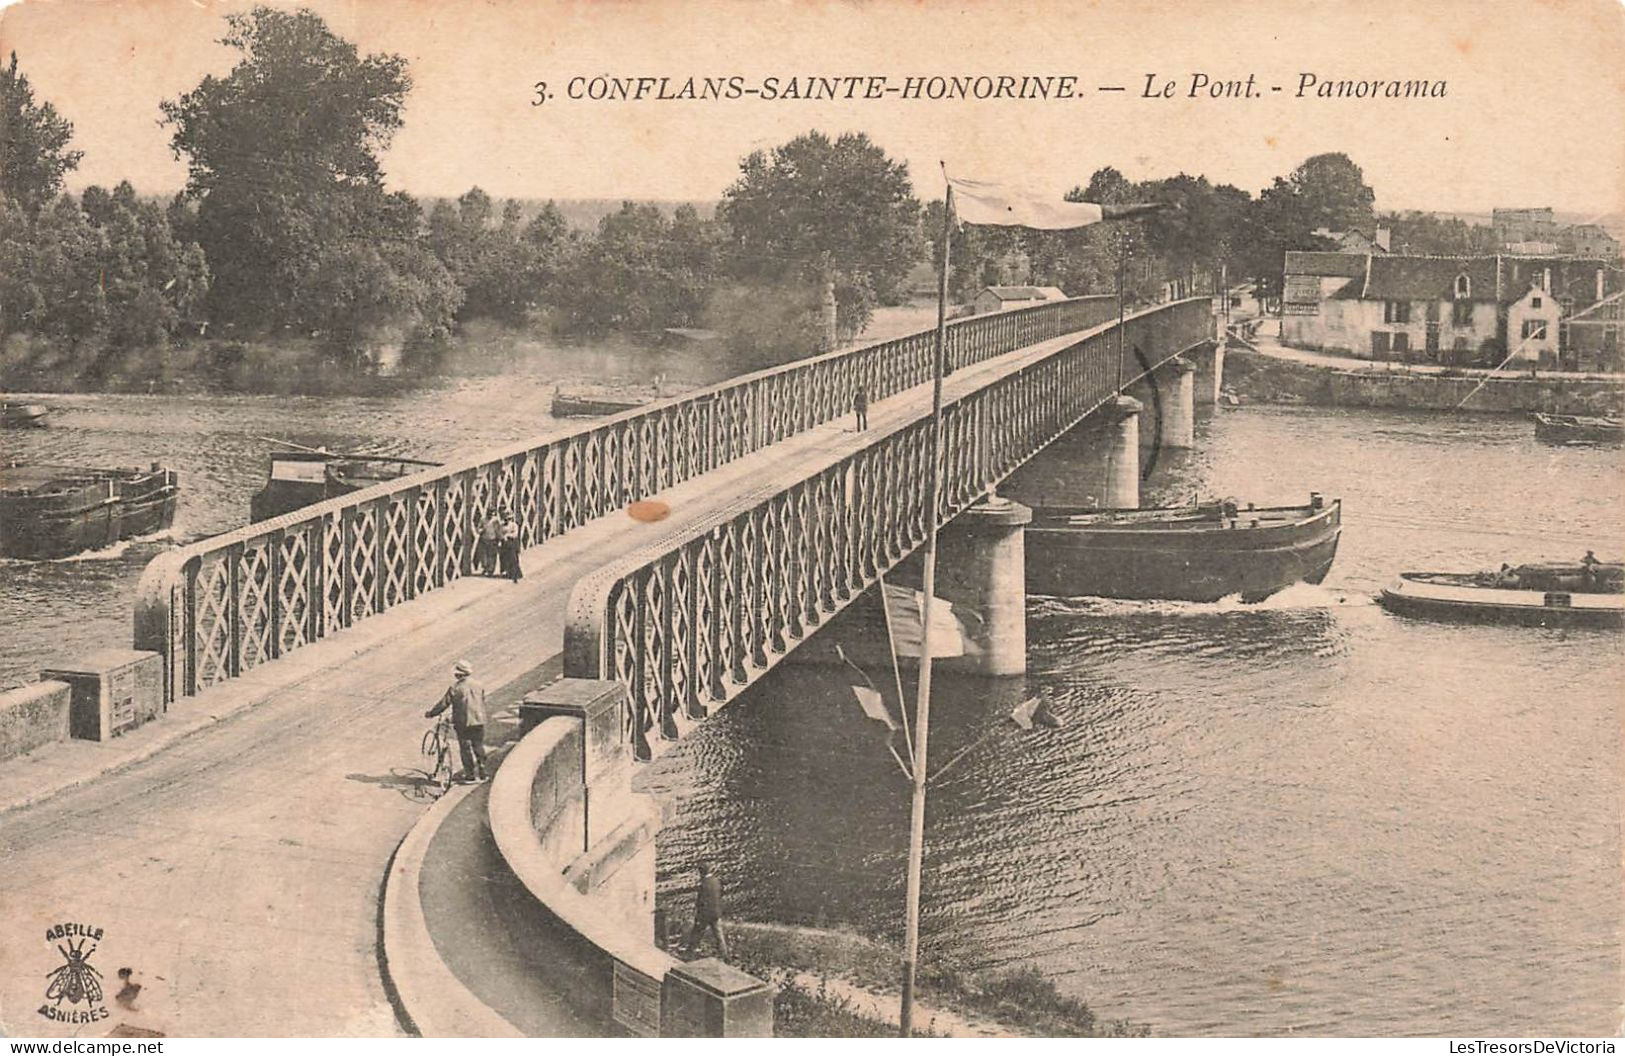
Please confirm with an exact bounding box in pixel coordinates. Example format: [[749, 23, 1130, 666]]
[[1374, 227, 1391, 252]]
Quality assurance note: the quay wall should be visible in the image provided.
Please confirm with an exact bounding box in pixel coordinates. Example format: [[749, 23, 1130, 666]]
[[1225, 350, 1625, 416]]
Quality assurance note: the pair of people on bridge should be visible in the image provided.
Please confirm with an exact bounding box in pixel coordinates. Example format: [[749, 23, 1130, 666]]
[[477, 511, 523, 582]]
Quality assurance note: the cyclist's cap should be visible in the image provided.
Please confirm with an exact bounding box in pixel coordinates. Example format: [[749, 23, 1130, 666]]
[[454, 660, 473, 676]]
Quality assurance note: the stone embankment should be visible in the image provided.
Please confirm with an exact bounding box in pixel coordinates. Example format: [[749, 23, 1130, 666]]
[[1224, 348, 1625, 416]]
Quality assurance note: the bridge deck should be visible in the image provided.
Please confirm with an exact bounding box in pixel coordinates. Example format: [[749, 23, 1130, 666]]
[[0, 323, 1105, 1036]]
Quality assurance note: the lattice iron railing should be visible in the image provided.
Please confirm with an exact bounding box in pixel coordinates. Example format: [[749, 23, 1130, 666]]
[[134, 294, 1128, 703], [563, 298, 1213, 759]]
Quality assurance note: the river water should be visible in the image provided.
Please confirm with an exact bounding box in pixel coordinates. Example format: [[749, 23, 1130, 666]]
[[4, 345, 1621, 1036], [647, 403, 1624, 1037]]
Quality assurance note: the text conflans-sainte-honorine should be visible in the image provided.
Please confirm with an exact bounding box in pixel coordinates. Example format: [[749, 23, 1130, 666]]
[[545, 73, 1448, 104]]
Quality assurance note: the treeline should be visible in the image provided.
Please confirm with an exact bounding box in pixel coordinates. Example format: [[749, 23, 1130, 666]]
[[1, 6, 1464, 394]]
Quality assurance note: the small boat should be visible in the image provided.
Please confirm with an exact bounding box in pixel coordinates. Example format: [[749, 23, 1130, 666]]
[[2, 401, 50, 428], [1532, 412, 1624, 445], [1026, 494, 1342, 603], [1379, 561, 1623, 627], [0, 463, 180, 559], [250, 446, 439, 522], [550, 378, 668, 419]]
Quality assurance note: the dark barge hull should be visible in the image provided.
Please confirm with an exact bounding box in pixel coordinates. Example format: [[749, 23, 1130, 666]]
[[1532, 412, 1624, 445], [1026, 499, 1342, 603], [1, 465, 179, 559], [550, 393, 649, 418], [2, 403, 50, 428], [251, 451, 423, 522]]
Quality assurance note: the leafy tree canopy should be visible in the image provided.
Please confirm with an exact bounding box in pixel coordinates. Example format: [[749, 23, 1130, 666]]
[[0, 52, 83, 215]]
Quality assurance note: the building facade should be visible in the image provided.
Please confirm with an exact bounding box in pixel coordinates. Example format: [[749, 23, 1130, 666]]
[[1282, 251, 1622, 371], [971, 285, 1069, 315]]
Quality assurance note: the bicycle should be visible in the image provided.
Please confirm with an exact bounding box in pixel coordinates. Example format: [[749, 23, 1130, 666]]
[[421, 713, 456, 794]]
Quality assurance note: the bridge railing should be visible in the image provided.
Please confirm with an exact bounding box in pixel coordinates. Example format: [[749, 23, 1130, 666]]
[[562, 298, 1213, 758], [135, 294, 1121, 703]]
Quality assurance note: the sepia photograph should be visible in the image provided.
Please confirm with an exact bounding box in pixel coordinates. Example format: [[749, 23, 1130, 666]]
[[0, 0, 1621, 1041]]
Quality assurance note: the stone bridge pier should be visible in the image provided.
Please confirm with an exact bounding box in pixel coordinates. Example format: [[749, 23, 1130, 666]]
[[933, 495, 1032, 677]]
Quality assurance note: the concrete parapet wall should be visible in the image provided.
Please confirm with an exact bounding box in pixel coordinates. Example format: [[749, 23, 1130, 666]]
[[490, 709, 772, 1036], [0, 680, 72, 762]]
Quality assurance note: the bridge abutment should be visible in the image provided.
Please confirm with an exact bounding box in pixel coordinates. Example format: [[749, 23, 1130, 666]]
[[934, 494, 1033, 677]]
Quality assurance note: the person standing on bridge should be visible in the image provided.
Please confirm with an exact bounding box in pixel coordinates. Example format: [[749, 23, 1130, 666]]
[[425, 659, 488, 782], [477, 511, 502, 576], [853, 383, 869, 431], [682, 862, 729, 959], [500, 512, 522, 583]]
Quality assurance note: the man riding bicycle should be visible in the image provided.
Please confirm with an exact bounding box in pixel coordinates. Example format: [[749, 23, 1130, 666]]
[[425, 659, 489, 783]]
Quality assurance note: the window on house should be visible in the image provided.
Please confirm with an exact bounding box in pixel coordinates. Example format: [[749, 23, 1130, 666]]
[[1531, 296, 1542, 309], [1393, 331, 1410, 352], [1383, 301, 1411, 324], [1452, 300, 1473, 327], [1454, 274, 1471, 298], [1371, 331, 1391, 355], [1521, 319, 1548, 340]]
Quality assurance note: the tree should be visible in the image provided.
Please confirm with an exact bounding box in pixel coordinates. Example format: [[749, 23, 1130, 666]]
[[719, 131, 920, 347], [161, 6, 422, 341], [556, 202, 717, 334], [0, 52, 82, 215], [1286, 152, 1376, 235]]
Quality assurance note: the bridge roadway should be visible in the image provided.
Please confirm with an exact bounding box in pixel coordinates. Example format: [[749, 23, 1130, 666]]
[[0, 320, 1126, 1037]]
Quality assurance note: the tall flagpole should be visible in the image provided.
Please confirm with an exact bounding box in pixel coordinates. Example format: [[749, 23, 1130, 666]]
[[900, 172, 954, 1038]]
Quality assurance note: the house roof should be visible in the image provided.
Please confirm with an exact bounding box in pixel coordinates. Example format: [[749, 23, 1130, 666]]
[[981, 285, 1066, 302], [1283, 251, 1367, 278], [1340, 256, 1501, 302]]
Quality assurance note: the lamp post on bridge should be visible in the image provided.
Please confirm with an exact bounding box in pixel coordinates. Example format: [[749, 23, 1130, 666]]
[[898, 173, 1164, 1037]]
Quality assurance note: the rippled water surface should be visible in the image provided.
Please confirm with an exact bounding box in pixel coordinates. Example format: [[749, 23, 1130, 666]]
[[647, 404, 1623, 1037]]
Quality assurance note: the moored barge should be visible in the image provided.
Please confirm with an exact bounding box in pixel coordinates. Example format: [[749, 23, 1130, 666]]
[[1532, 412, 1624, 445], [1026, 494, 1342, 603], [250, 448, 437, 522], [1, 463, 179, 559]]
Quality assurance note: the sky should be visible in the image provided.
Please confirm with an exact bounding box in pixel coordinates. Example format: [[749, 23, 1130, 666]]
[[2, 0, 1624, 216]]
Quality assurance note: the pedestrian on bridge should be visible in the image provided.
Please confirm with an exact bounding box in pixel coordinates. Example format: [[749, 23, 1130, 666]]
[[853, 384, 869, 431], [500, 512, 522, 583], [681, 862, 729, 959], [477, 512, 502, 576], [425, 659, 489, 782]]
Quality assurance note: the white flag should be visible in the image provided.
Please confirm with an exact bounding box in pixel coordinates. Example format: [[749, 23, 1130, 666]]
[[947, 176, 1164, 231]]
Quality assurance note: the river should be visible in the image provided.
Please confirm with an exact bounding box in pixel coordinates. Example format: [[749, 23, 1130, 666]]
[[646, 403, 1624, 1037], [3, 344, 1621, 1036]]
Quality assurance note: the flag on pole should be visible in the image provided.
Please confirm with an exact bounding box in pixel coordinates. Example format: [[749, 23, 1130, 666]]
[[947, 175, 1165, 230], [883, 583, 969, 659]]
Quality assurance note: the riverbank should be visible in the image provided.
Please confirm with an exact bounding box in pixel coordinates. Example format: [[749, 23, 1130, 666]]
[[1224, 322, 1625, 416], [1224, 347, 1625, 415], [724, 921, 1149, 1037]]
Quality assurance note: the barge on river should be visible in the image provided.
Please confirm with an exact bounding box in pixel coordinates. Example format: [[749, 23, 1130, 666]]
[[250, 449, 438, 522], [1379, 561, 1624, 627], [2, 401, 50, 428], [1026, 494, 1342, 603], [0, 463, 179, 559], [1532, 412, 1624, 445]]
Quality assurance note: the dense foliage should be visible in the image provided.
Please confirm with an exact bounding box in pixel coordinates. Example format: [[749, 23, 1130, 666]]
[[0, 7, 1493, 392]]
